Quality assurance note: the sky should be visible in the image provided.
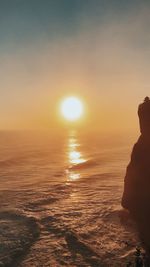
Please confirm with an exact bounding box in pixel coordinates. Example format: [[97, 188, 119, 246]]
[[0, 0, 150, 133]]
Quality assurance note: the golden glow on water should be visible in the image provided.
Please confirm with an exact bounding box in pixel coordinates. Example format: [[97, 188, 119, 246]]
[[69, 151, 86, 165], [68, 138, 80, 148], [66, 133, 86, 181], [68, 172, 80, 181]]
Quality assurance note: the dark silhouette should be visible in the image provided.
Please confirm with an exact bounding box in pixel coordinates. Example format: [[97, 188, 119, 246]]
[[122, 96, 150, 214], [138, 97, 150, 138], [122, 97, 150, 263]]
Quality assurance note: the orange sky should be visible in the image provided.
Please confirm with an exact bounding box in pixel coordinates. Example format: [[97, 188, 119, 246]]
[[0, 1, 149, 134]]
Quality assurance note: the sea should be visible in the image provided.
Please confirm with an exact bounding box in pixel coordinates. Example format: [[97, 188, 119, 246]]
[[0, 130, 141, 267]]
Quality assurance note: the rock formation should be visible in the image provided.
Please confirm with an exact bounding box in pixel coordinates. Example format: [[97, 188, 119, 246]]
[[122, 97, 150, 218]]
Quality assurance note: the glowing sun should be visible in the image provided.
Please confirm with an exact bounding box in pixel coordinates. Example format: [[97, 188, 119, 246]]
[[61, 97, 83, 121]]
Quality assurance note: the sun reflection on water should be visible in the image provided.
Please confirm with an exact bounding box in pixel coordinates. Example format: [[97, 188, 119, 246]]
[[69, 151, 86, 165], [66, 133, 86, 181]]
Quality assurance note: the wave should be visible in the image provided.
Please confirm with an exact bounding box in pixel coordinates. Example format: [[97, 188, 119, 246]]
[[68, 159, 98, 170], [0, 154, 31, 167], [0, 210, 40, 266], [41, 215, 104, 266]]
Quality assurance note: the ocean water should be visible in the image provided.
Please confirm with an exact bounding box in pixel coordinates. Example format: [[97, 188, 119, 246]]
[[0, 130, 140, 267]]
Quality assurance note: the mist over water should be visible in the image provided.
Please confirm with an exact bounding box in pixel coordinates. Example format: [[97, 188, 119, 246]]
[[0, 131, 140, 266]]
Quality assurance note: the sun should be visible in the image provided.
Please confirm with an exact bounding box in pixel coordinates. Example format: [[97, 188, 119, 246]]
[[61, 97, 83, 121]]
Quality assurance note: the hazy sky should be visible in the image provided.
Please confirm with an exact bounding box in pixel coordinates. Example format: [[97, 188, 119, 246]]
[[0, 0, 150, 133]]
